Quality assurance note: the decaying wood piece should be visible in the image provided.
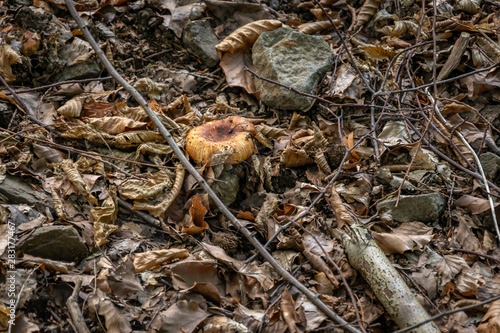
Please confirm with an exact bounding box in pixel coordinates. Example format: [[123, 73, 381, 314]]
[[330, 187, 439, 332], [437, 32, 470, 81], [66, 278, 91, 333], [338, 224, 439, 332]]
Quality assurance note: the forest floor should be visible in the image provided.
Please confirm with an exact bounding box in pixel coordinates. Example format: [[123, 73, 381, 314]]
[[1, 0, 500, 332]]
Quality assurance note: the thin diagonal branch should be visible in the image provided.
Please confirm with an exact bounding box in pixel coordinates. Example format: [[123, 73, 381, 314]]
[[63, 1, 361, 331]]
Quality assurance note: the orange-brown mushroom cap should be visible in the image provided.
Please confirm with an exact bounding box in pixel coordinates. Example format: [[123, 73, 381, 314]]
[[185, 116, 257, 164]]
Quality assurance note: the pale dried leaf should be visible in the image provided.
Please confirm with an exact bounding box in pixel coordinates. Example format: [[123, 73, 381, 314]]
[[456, 0, 481, 13], [57, 98, 83, 118], [303, 249, 339, 289], [60, 159, 98, 205], [477, 299, 500, 333], [372, 232, 436, 255], [219, 51, 257, 95], [94, 222, 119, 247], [298, 20, 338, 34], [87, 116, 148, 135], [151, 300, 210, 333], [120, 170, 173, 199], [92, 297, 132, 333], [215, 20, 282, 56], [435, 255, 467, 287], [91, 186, 118, 224], [113, 130, 165, 148], [0, 44, 22, 83], [133, 248, 189, 273], [359, 45, 396, 61], [377, 20, 423, 38], [281, 289, 301, 333], [455, 195, 499, 215]]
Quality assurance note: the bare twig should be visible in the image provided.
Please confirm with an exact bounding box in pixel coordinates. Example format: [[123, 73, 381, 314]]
[[66, 278, 91, 333], [451, 248, 500, 264], [63, 2, 361, 331], [1, 76, 113, 95]]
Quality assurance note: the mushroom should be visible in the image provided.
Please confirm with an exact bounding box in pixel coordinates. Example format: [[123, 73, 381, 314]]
[[185, 116, 257, 164]]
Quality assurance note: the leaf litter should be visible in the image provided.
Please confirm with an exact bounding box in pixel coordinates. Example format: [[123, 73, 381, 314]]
[[0, 0, 500, 332]]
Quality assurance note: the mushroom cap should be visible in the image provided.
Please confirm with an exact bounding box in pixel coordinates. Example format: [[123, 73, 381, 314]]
[[185, 116, 256, 164]]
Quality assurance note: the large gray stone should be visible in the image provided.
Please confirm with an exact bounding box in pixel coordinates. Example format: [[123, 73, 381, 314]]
[[182, 20, 219, 68], [53, 61, 102, 83], [19, 225, 88, 263], [480, 152, 500, 180], [252, 27, 334, 111], [0, 175, 53, 213], [376, 193, 446, 223]]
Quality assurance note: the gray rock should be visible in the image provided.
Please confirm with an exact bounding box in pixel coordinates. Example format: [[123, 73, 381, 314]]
[[0, 175, 53, 213], [376, 193, 446, 223], [375, 167, 416, 191], [211, 171, 239, 206], [182, 20, 219, 68], [53, 61, 102, 83], [480, 152, 500, 180], [252, 27, 334, 111], [19, 226, 88, 263]]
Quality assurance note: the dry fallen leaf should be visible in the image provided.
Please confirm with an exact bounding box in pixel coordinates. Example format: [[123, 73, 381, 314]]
[[133, 248, 189, 273], [215, 19, 282, 57]]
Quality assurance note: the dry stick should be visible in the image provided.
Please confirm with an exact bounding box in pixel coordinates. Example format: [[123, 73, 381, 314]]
[[0, 127, 148, 181], [486, 138, 500, 156], [451, 248, 500, 263], [312, 0, 376, 96], [401, 66, 500, 195], [393, 295, 500, 333], [420, 110, 476, 171], [426, 89, 500, 244], [117, 197, 166, 231], [404, 119, 500, 193], [66, 278, 91, 333], [1, 76, 113, 95], [62, 2, 360, 331], [377, 62, 500, 95]]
